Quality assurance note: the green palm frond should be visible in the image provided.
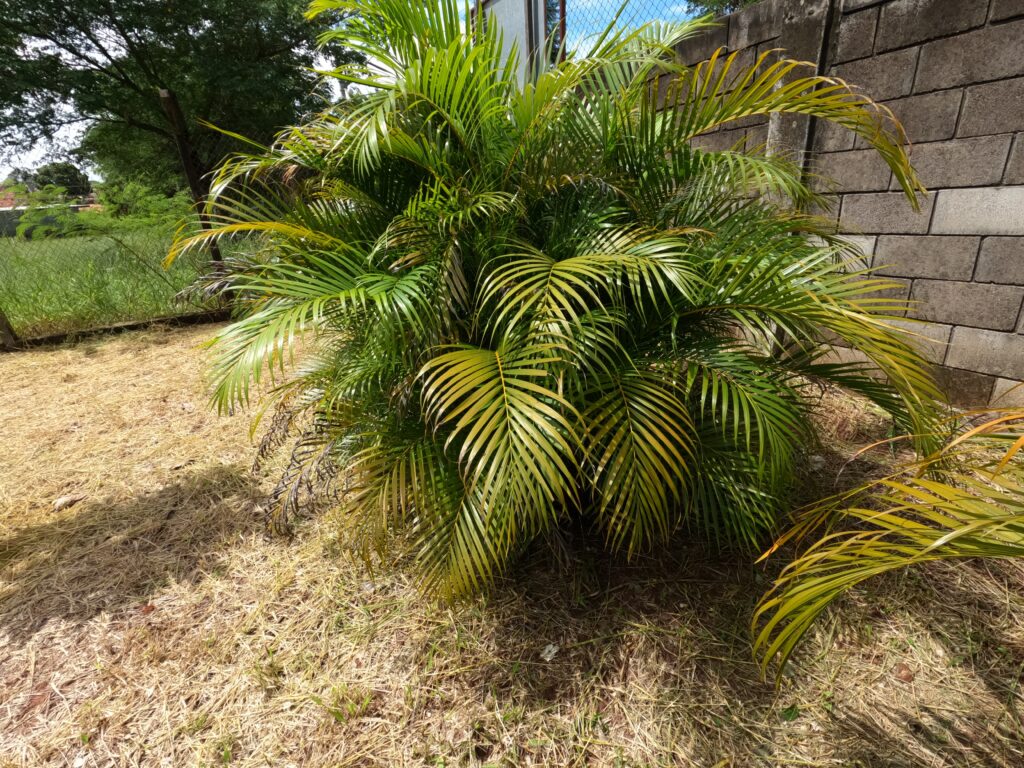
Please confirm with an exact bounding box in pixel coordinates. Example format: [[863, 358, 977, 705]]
[[420, 341, 579, 524], [582, 370, 697, 555]]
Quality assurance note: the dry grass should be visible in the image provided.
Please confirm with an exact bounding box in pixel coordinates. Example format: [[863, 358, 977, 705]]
[[1, 325, 1023, 767]]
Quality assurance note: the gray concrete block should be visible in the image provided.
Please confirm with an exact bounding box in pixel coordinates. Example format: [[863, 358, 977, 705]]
[[840, 191, 934, 233], [946, 326, 1024, 379], [958, 77, 1024, 138], [909, 280, 1024, 330], [833, 47, 918, 100], [747, 123, 769, 148], [811, 149, 892, 192], [843, 0, 886, 9], [975, 237, 1024, 285], [875, 0, 987, 52], [991, 377, 1024, 406], [886, 318, 952, 364], [915, 20, 1024, 92], [864, 275, 912, 307], [991, 0, 1024, 23], [931, 187, 1024, 235], [728, 0, 784, 50], [855, 90, 964, 149], [834, 7, 877, 63], [689, 126, 750, 152], [675, 24, 729, 65], [807, 193, 842, 222], [840, 234, 877, 257], [900, 136, 1013, 189], [1006, 136, 1024, 185], [934, 366, 996, 406], [873, 235, 979, 280], [813, 119, 857, 152]]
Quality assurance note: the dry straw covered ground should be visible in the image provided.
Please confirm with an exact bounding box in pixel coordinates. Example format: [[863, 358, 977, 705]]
[[1, 325, 1023, 767]]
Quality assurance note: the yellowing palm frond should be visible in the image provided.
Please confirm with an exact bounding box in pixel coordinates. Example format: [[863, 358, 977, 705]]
[[754, 409, 1024, 679]]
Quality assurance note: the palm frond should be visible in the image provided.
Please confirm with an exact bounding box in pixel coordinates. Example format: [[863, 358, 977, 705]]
[[754, 409, 1024, 678]]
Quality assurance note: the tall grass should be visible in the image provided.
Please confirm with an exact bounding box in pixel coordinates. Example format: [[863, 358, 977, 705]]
[[0, 226, 210, 338]]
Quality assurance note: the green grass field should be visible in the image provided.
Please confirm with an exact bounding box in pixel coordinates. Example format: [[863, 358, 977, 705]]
[[0, 226, 211, 338]]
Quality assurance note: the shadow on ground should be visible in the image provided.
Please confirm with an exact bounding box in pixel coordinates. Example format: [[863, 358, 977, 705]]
[[403, 526, 1024, 766], [0, 463, 264, 640]]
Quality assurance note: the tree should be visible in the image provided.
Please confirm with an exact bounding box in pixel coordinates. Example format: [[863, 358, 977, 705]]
[[0, 0, 360, 193], [173, 0, 941, 597], [754, 406, 1024, 677], [28, 161, 92, 197]]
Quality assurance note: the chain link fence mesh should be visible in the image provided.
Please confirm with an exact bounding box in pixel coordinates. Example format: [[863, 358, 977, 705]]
[[558, 1, 695, 49], [0, 130, 245, 342]]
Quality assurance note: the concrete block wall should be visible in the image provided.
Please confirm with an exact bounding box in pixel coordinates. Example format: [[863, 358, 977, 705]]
[[676, 0, 1024, 405]]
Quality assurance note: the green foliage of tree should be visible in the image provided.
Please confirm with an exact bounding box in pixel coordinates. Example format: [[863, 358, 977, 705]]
[[0, 0, 360, 191], [25, 161, 92, 197], [173, 0, 942, 596], [755, 405, 1024, 678]]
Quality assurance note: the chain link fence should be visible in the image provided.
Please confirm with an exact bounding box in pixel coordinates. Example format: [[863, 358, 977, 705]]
[[0, 131, 246, 344], [559, 0, 695, 49]]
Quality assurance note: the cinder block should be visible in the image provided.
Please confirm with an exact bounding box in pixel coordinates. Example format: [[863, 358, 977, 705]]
[[900, 136, 1013, 189], [689, 126, 750, 152], [915, 20, 1024, 92], [946, 326, 1024, 379], [813, 119, 857, 152], [934, 366, 996, 406], [834, 7, 877, 63], [931, 187, 1024, 236], [1006, 136, 1024, 185], [807, 193, 841, 223], [840, 234, 877, 257], [909, 280, 1024, 330], [675, 24, 729, 65], [840, 192, 934, 234], [728, 0, 784, 50], [863, 275, 912, 308], [991, 0, 1024, 23], [873, 235, 979, 280], [991, 377, 1024, 406], [886, 318, 952, 364], [811, 149, 892, 192], [747, 123, 769, 148], [975, 237, 1024, 286], [833, 47, 918, 101], [957, 78, 1024, 138], [855, 90, 964, 149], [876, 0, 986, 52]]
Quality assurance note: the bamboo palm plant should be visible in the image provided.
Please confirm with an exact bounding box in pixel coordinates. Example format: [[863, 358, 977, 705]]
[[172, 0, 943, 596]]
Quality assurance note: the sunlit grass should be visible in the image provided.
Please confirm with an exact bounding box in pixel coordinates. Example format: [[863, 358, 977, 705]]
[[0, 227, 210, 338]]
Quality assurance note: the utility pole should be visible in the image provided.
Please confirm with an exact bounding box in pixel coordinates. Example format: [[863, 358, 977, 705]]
[[159, 88, 222, 265]]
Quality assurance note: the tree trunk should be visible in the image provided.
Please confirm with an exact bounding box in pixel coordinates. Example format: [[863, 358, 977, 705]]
[[159, 88, 222, 265]]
